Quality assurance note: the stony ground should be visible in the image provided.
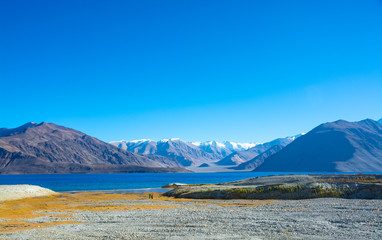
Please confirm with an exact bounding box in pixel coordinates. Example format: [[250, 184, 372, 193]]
[[0, 192, 381, 240]]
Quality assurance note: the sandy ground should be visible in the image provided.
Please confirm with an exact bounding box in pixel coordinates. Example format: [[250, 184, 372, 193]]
[[0, 191, 381, 239], [0, 185, 57, 202]]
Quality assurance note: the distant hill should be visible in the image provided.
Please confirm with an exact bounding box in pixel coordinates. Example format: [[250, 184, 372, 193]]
[[194, 141, 257, 160], [254, 119, 382, 172], [0, 122, 188, 174], [111, 139, 215, 166], [379, 118, 382, 124], [234, 144, 285, 170], [215, 147, 261, 166], [198, 163, 210, 168], [193, 141, 234, 160], [110, 139, 258, 166], [215, 135, 301, 166]]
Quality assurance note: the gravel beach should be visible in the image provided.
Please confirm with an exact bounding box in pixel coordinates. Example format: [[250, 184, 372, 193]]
[[0, 192, 381, 240]]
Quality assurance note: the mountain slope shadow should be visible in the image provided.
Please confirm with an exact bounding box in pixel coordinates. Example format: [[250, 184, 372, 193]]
[[255, 130, 355, 172]]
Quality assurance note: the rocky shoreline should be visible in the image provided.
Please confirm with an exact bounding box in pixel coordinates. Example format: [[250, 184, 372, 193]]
[[1, 192, 381, 239], [1, 175, 381, 239], [163, 174, 382, 199]]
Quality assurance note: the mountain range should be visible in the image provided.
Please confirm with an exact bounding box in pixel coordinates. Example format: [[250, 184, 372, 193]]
[[0, 122, 188, 174], [234, 144, 285, 170], [215, 135, 302, 166], [1, 118, 381, 174], [110, 139, 218, 166], [110, 137, 298, 167], [254, 119, 382, 172]]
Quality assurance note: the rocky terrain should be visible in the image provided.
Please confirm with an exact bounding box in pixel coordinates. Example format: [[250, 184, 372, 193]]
[[164, 174, 382, 200], [0, 191, 381, 239]]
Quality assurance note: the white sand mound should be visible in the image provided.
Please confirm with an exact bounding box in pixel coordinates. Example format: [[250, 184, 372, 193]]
[[0, 185, 57, 202]]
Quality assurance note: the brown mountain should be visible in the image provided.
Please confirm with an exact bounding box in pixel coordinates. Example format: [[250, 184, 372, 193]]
[[0, 122, 188, 174]]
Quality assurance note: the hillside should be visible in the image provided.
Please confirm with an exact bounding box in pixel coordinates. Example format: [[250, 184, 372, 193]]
[[234, 144, 285, 170], [215, 136, 297, 166], [111, 139, 226, 166], [0, 122, 188, 174], [254, 119, 382, 172]]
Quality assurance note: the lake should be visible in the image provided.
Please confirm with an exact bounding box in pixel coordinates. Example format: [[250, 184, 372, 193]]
[[0, 172, 378, 192]]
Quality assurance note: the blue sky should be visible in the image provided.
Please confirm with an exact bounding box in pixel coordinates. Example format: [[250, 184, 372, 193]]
[[1, 0, 381, 143]]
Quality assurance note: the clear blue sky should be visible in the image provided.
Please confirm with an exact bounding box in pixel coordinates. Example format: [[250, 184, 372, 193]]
[[1, 0, 381, 143]]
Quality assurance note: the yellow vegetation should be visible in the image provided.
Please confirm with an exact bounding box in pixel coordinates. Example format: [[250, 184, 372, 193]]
[[217, 200, 276, 207], [0, 191, 277, 234], [0, 192, 177, 233]]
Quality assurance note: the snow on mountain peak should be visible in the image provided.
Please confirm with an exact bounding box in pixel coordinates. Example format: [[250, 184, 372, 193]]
[[160, 138, 182, 142], [113, 135, 303, 152], [286, 133, 306, 140], [222, 141, 258, 151], [190, 140, 258, 151], [130, 139, 153, 143]]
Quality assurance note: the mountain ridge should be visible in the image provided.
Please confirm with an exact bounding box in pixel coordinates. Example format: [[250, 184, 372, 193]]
[[215, 135, 302, 166], [0, 122, 188, 174], [111, 135, 302, 168], [110, 139, 217, 166], [234, 144, 285, 170], [254, 119, 382, 172]]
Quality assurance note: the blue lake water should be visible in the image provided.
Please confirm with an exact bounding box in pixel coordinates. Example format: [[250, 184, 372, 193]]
[[0, 172, 380, 192]]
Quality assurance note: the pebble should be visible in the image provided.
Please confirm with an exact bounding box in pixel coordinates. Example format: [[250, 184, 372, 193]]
[[1, 198, 381, 239]]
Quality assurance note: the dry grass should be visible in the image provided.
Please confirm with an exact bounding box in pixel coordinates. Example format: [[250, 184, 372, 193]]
[[217, 200, 276, 207], [0, 192, 178, 233], [71, 204, 177, 211], [0, 191, 277, 234]]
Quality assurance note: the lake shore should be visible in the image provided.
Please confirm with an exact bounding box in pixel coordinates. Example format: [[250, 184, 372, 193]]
[[0, 190, 381, 239], [164, 174, 382, 199]]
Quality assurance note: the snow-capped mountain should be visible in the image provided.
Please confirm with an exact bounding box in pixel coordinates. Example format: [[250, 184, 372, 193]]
[[110, 139, 158, 154], [192, 141, 258, 152], [110, 137, 300, 167], [110, 139, 259, 166], [215, 134, 303, 166], [110, 139, 217, 166], [191, 140, 258, 160], [234, 144, 285, 170]]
